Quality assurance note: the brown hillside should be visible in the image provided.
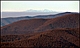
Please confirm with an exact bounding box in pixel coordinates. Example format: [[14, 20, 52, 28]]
[[1, 28, 79, 48], [1, 19, 49, 35], [35, 13, 79, 32], [1, 13, 79, 36]]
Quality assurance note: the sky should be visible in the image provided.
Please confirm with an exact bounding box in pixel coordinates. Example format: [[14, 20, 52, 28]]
[[1, 1, 79, 12]]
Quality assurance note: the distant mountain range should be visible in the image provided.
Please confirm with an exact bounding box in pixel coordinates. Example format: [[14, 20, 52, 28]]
[[1, 12, 73, 27], [2, 10, 60, 18], [26, 9, 54, 12], [1, 12, 79, 47], [1, 12, 79, 35]]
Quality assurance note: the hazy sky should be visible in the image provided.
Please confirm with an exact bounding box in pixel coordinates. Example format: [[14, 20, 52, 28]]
[[1, 1, 79, 12]]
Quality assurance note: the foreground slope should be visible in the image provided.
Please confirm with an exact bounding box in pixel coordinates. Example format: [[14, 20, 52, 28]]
[[1, 28, 79, 48]]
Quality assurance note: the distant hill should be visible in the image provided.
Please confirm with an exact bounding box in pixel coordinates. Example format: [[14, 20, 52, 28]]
[[1, 16, 34, 27], [1, 12, 79, 35], [1, 19, 49, 35], [1, 12, 73, 26], [35, 13, 79, 32]]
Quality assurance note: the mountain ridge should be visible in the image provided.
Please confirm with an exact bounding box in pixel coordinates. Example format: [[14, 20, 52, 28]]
[[1, 12, 80, 47], [1, 12, 74, 27], [1, 12, 79, 36]]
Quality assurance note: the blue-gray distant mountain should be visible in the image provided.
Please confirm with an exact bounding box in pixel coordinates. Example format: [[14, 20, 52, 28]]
[[2, 9, 59, 18], [1, 12, 74, 27]]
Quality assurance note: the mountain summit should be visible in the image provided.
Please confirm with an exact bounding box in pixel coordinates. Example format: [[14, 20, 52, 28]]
[[26, 9, 54, 12]]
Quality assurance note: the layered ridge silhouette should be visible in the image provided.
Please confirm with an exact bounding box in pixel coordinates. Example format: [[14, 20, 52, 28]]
[[1, 13, 79, 35], [1, 12, 72, 26], [1, 12, 80, 47]]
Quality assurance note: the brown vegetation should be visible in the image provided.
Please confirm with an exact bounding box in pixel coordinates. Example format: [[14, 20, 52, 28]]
[[1, 19, 49, 35], [35, 13, 79, 32], [1, 13, 80, 48], [1, 28, 79, 48], [1, 13, 79, 36]]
